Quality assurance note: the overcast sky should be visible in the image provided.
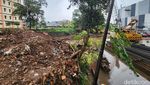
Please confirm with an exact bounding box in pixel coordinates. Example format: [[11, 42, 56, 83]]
[[42, 0, 143, 22]]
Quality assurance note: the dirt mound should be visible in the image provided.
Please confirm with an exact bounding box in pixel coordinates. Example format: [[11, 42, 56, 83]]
[[0, 30, 79, 85]]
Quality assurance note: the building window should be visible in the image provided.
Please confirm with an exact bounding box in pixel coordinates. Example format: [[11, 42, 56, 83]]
[[4, 8, 6, 12], [138, 15, 145, 28], [8, 2, 11, 5], [15, 17, 17, 20], [131, 4, 136, 16], [4, 15, 7, 19], [3, 0, 5, 4], [9, 16, 11, 20], [125, 17, 128, 26], [17, 0, 19, 3], [19, 17, 21, 20], [9, 9, 11, 13]]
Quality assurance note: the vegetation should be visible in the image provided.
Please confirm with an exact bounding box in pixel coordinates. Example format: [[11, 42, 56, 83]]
[[71, 30, 102, 85], [72, 9, 81, 30], [71, 0, 109, 33], [69, 0, 110, 58], [70, 0, 138, 85], [0, 28, 19, 34], [13, 0, 47, 29], [69, 0, 110, 84], [0, 0, 144, 85], [109, 23, 118, 31], [110, 28, 138, 76], [81, 40, 101, 85]]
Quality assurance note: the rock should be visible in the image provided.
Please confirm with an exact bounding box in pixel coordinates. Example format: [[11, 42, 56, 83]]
[[34, 73, 39, 77], [25, 44, 30, 52], [43, 32, 49, 35], [0, 50, 4, 54], [61, 75, 66, 80], [4, 48, 12, 56], [16, 61, 22, 66], [40, 52, 45, 56]]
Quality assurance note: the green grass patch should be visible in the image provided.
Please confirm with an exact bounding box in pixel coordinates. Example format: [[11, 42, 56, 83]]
[[69, 32, 102, 85], [79, 51, 99, 85], [0, 28, 20, 34], [88, 37, 101, 47], [79, 37, 101, 85]]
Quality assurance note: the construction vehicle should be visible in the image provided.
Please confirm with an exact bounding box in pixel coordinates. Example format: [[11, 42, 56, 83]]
[[111, 0, 142, 42], [122, 19, 142, 42]]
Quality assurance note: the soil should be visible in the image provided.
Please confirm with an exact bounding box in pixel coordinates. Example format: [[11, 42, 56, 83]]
[[0, 30, 79, 85]]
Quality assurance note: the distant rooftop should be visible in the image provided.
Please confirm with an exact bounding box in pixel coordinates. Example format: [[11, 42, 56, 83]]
[[47, 20, 70, 27], [47, 21, 62, 27]]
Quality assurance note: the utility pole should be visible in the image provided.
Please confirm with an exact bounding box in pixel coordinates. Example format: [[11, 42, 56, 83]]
[[92, 0, 115, 85]]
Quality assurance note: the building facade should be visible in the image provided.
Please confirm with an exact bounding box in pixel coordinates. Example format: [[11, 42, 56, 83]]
[[118, 0, 150, 31], [0, 0, 23, 29]]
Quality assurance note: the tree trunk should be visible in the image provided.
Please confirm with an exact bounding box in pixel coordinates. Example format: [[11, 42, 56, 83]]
[[78, 31, 90, 59], [28, 11, 32, 29], [95, 28, 99, 34]]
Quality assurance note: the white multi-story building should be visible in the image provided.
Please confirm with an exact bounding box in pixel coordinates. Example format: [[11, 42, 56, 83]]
[[0, 0, 23, 29], [118, 0, 150, 31]]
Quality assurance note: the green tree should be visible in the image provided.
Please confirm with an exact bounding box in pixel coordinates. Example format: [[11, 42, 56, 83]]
[[70, 0, 109, 33], [70, 1, 138, 85], [70, 0, 110, 54], [72, 9, 81, 30], [69, 0, 110, 84], [69, 0, 110, 63], [13, 0, 47, 29]]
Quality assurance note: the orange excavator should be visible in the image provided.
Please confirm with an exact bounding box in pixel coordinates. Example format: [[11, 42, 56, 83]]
[[122, 19, 142, 42]]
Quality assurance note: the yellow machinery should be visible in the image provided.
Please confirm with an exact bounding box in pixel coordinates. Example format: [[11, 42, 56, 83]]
[[122, 19, 142, 42]]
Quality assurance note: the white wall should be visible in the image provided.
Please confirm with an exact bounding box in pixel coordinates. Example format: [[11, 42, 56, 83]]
[[119, 6, 131, 19], [144, 14, 150, 28], [136, 0, 150, 16]]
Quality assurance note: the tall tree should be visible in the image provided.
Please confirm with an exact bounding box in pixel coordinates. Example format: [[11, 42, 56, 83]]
[[69, 0, 110, 84], [70, 0, 110, 54], [13, 0, 47, 29], [72, 9, 81, 30], [70, 0, 109, 33]]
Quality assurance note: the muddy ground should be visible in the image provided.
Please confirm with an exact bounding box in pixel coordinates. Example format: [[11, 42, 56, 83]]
[[0, 30, 79, 85]]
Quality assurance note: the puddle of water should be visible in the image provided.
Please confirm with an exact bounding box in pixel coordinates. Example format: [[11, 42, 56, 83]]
[[98, 70, 110, 85], [103, 51, 150, 85]]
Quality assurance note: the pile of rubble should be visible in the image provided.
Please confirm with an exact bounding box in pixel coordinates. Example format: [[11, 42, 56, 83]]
[[0, 30, 79, 85]]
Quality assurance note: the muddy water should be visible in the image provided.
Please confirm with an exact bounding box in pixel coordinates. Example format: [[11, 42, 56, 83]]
[[99, 51, 150, 85]]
